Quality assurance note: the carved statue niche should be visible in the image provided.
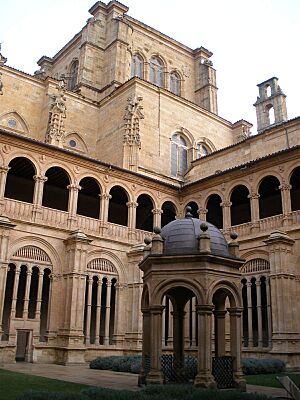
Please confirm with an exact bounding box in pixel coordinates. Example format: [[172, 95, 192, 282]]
[[45, 80, 67, 147]]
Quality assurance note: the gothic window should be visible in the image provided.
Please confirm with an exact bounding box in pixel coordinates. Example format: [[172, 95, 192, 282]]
[[171, 134, 188, 177], [170, 71, 181, 95], [196, 143, 210, 158], [131, 54, 143, 79], [149, 56, 164, 87], [68, 60, 79, 91]]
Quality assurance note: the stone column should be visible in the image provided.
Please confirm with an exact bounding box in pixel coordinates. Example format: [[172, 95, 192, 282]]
[[197, 207, 207, 221], [127, 201, 138, 240], [152, 208, 163, 229], [221, 201, 232, 231], [246, 279, 253, 347], [0, 215, 16, 334], [85, 276, 93, 345], [280, 183, 292, 226], [95, 276, 103, 345], [113, 283, 127, 346], [256, 278, 263, 347], [214, 310, 227, 356], [32, 175, 48, 219], [67, 184, 81, 228], [104, 280, 112, 345], [194, 304, 215, 388], [139, 308, 151, 385], [265, 277, 272, 347], [173, 308, 185, 368], [167, 300, 173, 347], [162, 296, 166, 346], [23, 266, 32, 319], [248, 192, 260, 231], [99, 193, 111, 235], [35, 270, 45, 320], [191, 297, 197, 347], [147, 305, 164, 385], [0, 166, 10, 213], [10, 264, 21, 319], [228, 308, 246, 390]]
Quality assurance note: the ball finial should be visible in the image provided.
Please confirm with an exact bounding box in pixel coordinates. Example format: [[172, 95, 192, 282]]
[[185, 206, 193, 218], [200, 222, 208, 232], [230, 232, 238, 240], [144, 237, 152, 245], [153, 226, 161, 234]]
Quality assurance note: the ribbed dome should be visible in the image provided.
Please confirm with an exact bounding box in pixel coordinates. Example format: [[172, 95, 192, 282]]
[[161, 216, 230, 257]]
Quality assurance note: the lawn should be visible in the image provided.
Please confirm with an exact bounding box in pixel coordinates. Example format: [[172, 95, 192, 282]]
[[0, 369, 89, 400], [245, 373, 300, 388]]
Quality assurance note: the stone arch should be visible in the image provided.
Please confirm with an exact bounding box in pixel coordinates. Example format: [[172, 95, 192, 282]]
[[207, 280, 241, 308], [205, 193, 223, 229], [258, 175, 282, 219], [77, 176, 101, 219], [196, 136, 217, 153], [141, 283, 150, 309], [0, 111, 30, 133], [87, 258, 118, 278], [185, 200, 199, 218], [136, 193, 154, 232], [64, 132, 88, 154], [86, 250, 127, 283], [5, 156, 36, 203]]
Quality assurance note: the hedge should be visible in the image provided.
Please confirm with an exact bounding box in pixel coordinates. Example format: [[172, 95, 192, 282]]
[[90, 356, 142, 374], [242, 358, 285, 375]]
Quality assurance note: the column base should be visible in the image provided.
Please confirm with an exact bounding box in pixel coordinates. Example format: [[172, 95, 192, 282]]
[[233, 373, 246, 392], [146, 370, 164, 385], [194, 373, 216, 388]]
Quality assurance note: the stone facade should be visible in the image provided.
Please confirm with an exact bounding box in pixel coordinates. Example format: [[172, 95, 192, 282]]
[[0, 0, 299, 370]]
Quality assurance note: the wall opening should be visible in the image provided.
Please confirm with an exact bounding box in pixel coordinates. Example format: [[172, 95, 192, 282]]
[[136, 194, 154, 232], [42, 167, 70, 211], [5, 157, 35, 203], [230, 185, 251, 226], [290, 167, 300, 211], [206, 194, 223, 229], [161, 201, 176, 227], [77, 177, 101, 219], [108, 186, 128, 226], [259, 176, 282, 219]]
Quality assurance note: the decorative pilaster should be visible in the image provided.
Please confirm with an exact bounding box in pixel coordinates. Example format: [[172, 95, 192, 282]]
[[123, 95, 144, 171], [45, 80, 67, 147], [152, 208, 163, 229]]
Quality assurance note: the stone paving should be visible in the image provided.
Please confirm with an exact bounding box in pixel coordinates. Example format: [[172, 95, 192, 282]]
[[1, 363, 291, 398]]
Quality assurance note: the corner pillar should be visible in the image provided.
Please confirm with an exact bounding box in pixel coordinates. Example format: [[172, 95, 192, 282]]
[[146, 305, 164, 385]]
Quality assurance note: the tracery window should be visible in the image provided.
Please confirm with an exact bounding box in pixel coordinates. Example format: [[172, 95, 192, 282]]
[[149, 56, 164, 87], [68, 60, 79, 91], [171, 134, 188, 177], [170, 71, 181, 95], [196, 143, 210, 158], [131, 54, 143, 79]]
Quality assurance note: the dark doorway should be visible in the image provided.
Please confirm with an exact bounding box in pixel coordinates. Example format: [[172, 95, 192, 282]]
[[16, 330, 31, 362]]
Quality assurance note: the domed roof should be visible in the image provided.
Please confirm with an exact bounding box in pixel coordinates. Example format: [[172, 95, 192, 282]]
[[161, 213, 230, 257]]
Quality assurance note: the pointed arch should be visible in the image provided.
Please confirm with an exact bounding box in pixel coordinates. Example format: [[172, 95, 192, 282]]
[[64, 132, 88, 154], [0, 111, 29, 134]]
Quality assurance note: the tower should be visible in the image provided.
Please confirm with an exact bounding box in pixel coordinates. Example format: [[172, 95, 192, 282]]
[[254, 77, 287, 133]]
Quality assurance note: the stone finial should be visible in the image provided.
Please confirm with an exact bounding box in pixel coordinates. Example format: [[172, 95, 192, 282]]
[[228, 231, 239, 257], [185, 206, 193, 218], [143, 237, 152, 258], [151, 227, 164, 254], [45, 80, 67, 147], [123, 95, 144, 148], [198, 222, 211, 253]]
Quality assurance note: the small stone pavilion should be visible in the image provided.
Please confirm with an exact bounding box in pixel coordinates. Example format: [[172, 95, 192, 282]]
[[139, 208, 246, 389]]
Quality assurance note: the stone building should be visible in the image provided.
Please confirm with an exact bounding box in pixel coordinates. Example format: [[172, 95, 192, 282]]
[[0, 0, 299, 371]]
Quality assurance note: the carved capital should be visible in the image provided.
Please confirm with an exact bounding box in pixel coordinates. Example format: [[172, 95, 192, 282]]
[[99, 193, 112, 201], [67, 184, 81, 192], [248, 192, 260, 200], [126, 201, 138, 208], [221, 201, 232, 208], [34, 175, 48, 183], [279, 184, 292, 191], [0, 166, 10, 174], [152, 208, 163, 215]]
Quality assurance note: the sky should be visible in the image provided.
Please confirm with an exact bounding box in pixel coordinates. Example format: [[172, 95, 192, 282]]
[[1, 0, 299, 133]]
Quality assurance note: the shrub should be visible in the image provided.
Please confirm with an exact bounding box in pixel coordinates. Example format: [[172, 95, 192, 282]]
[[242, 358, 285, 375], [17, 391, 87, 400], [90, 356, 142, 374]]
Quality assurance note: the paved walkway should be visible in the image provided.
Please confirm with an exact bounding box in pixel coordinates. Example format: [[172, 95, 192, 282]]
[[1, 363, 291, 398]]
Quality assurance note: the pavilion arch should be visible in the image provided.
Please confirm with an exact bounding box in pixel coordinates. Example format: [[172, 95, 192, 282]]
[[0, 110, 30, 134], [64, 132, 88, 154], [87, 250, 127, 283], [141, 283, 150, 309], [258, 175, 282, 219], [42, 166, 71, 212], [207, 280, 241, 309], [230, 184, 251, 226], [8, 236, 62, 274], [289, 166, 300, 211], [136, 193, 154, 232], [77, 176, 101, 219], [108, 185, 129, 226], [5, 156, 36, 203], [205, 193, 223, 229]]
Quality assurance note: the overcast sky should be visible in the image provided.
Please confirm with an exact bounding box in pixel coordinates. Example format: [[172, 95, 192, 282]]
[[1, 0, 299, 133]]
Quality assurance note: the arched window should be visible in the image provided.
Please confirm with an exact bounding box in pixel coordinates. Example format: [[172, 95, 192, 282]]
[[206, 194, 223, 229], [171, 134, 188, 177], [108, 186, 128, 226], [290, 167, 300, 211], [68, 60, 79, 91], [149, 56, 164, 87], [266, 104, 275, 125], [230, 185, 251, 226], [4, 157, 35, 203], [258, 176, 282, 219], [42, 167, 70, 211], [136, 194, 154, 232], [131, 54, 143, 79], [161, 201, 176, 227], [77, 177, 101, 219], [186, 201, 198, 218], [170, 71, 181, 95], [196, 143, 210, 159]]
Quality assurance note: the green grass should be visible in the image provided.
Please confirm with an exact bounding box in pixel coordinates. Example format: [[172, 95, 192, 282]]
[[246, 373, 300, 388], [0, 369, 89, 400]]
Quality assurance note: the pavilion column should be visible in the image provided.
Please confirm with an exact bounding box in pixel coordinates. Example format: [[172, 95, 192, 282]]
[[197, 207, 207, 221], [214, 310, 227, 356], [192, 297, 197, 347], [32, 175, 48, 219], [10, 264, 21, 319], [147, 305, 164, 384], [67, 184, 81, 228], [104, 280, 112, 345], [35, 270, 45, 320], [167, 300, 173, 347], [152, 208, 163, 229], [85, 276, 93, 345], [127, 201, 138, 240], [255, 278, 263, 347], [280, 183, 292, 226], [23, 266, 32, 319], [221, 201, 232, 231], [0, 166, 10, 213], [95, 276, 103, 345], [265, 277, 272, 347], [139, 308, 151, 385], [173, 308, 185, 368], [194, 304, 215, 388], [162, 296, 166, 346], [228, 307, 245, 389], [246, 279, 253, 347], [248, 192, 260, 231], [184, 301, 190, 347]]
